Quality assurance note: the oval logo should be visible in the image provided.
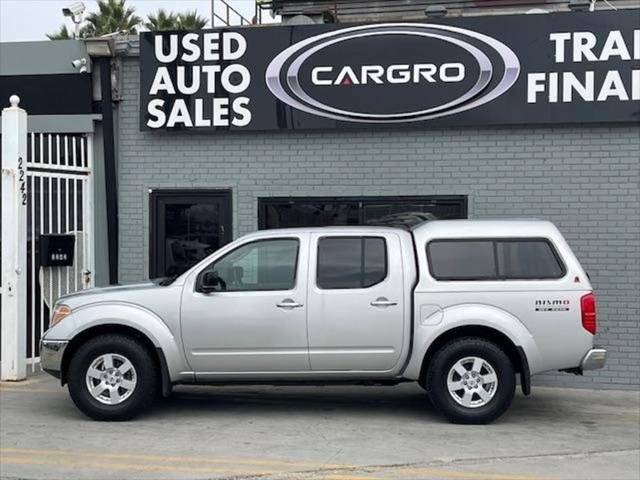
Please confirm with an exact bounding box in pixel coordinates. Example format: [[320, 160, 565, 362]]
[[266, 24, 520, 123]]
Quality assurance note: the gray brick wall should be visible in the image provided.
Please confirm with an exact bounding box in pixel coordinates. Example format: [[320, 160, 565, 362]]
[[117, 57, 640, 390]]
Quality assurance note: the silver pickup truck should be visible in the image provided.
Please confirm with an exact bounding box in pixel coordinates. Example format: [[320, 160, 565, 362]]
[[41, 220, 606, 423]]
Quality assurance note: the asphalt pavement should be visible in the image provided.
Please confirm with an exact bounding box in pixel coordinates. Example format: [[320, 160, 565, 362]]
[[1, 372, 639, 480]]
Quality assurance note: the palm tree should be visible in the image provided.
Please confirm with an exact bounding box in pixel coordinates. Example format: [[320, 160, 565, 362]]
[[177, 11, 209, 30], [46, 25, 73, 40], [145, 9, 180, 31], [81, 0, 142, 37]]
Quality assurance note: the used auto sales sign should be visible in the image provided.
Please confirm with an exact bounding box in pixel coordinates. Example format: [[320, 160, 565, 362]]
[[139, 10, 639, 132]]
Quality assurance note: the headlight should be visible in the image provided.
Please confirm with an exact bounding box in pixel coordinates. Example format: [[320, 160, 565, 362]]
[[50, 304, 72, 327]]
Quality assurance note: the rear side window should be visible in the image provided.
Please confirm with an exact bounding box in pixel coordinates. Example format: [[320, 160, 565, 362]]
[[427, 239, 564, 281], [427, 241, 496, 280], [317, 237, 387, 289], [496, 241, 564, 279]]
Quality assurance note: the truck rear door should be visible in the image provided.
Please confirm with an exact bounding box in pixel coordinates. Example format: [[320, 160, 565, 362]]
[[307, 232, 406, 372]]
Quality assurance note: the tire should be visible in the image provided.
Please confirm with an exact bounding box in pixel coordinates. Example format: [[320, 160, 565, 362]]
[[67, 334, 158, 421], [425, 337, 515, 424]]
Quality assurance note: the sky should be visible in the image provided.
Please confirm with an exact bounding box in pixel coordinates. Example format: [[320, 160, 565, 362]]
[[0, 0, 271, 42]]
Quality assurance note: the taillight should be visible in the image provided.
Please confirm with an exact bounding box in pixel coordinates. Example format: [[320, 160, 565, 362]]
[[581, 293, 596, 335]]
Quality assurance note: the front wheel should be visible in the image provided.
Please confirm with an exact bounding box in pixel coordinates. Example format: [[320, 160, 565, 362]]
[[425, 337, 515, 424], [67, 334, 158, 421]]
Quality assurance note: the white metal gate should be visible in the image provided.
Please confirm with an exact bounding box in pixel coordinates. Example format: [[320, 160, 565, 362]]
[[25, 132, 94, 370]]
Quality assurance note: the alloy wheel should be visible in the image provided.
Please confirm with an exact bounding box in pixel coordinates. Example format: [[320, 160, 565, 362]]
[[446, 356, 498, 408], [85, 353, 137, 405]]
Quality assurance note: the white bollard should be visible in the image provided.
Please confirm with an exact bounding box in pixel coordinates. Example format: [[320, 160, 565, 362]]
[[1, 95, 28, 381]]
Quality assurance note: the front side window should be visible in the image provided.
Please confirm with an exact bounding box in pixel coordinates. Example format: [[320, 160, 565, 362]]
[[427, 239, 564, 281], [317, 237, 387, 289], [200, 239, 299, 292]]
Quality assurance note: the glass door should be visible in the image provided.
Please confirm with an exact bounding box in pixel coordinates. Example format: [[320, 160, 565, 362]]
[[150, 190, 232, 278]]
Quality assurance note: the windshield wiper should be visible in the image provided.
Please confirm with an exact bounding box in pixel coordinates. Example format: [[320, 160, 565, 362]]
[[157, 275, 179, 286]]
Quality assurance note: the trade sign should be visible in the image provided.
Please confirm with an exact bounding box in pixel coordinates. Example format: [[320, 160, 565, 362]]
[[139, 10, 639, 132]]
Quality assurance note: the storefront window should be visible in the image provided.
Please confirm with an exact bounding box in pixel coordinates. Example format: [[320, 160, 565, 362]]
[[261, 201, 360, 228], [258, 196, 467, 230]]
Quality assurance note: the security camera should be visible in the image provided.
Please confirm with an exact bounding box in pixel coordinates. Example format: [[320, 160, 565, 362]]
[[62, 1, 85, 17], [71, 57, 88, 73]]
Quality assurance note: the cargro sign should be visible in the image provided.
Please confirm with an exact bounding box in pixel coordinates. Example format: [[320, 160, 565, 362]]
[[139, 10, 640, 132]]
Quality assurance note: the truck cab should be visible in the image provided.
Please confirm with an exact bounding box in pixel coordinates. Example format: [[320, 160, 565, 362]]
[[182, 227, 415, 378], [41, 220, 606, 423]]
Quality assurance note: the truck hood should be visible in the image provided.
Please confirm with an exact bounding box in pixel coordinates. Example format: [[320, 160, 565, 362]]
[[57, 281, 166, 309]]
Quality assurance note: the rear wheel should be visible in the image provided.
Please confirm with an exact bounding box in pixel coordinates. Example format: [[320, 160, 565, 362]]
[[67, 334, 158, 421], [425, 337, 515, 424]]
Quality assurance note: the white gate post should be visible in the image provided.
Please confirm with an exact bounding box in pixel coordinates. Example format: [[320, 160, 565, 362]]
[[1, 95, 28, 381]]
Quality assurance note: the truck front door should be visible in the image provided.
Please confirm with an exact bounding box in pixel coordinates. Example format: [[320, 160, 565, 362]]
[[307, 232, 406, 372], [181, 234, 310, 375]]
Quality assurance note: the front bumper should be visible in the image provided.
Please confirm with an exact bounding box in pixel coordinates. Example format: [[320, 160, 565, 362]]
[[580, 348, 607, 371], [40, 339, 68, 379]]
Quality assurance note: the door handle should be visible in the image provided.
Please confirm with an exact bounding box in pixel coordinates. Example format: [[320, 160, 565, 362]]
[[276, 299, 304, 309], [370, 298, 398, 307]]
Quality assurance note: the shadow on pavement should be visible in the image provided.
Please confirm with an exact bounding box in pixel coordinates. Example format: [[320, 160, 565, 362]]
[[153, 384, 441, 421]]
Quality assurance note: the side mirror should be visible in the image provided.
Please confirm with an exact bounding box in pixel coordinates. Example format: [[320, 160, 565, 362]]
[[199, 270, 226, 293]]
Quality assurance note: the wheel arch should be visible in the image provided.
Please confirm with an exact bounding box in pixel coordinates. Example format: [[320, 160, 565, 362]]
[[418, 325, 531, 395], [60, 324, 172, 397]]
